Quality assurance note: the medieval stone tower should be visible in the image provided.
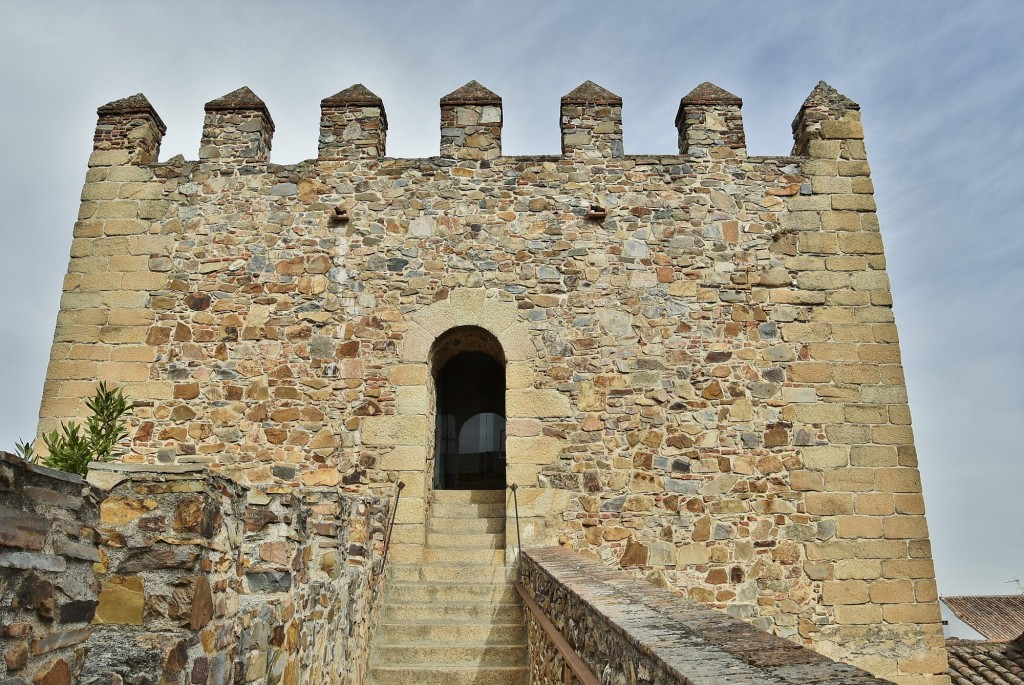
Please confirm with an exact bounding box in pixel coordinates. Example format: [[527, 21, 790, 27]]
[[27, 79, 948, 684]]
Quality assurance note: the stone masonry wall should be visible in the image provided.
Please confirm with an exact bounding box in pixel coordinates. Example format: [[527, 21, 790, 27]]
[[0, 454, 388, 685], [0, 452, 101, 685], [37, 80, 948, 683], [521, 546, 891, 685]]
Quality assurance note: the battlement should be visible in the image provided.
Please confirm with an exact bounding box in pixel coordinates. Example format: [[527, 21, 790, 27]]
[[45, 73, 948, 685], [92, 80, 862, 165]]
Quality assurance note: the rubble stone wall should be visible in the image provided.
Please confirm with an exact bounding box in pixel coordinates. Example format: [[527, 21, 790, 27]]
[[0, 452, 101, 685], [0, 455, 388, 684], [36, 80, 948, 683], [521, 546, 892, 685]]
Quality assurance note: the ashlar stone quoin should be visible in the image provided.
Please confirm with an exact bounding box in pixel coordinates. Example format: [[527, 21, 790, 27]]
[[28, 78, 948, 685]]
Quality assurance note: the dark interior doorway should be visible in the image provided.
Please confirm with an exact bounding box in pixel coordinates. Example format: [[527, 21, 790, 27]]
[[434, 351, 506, 490]]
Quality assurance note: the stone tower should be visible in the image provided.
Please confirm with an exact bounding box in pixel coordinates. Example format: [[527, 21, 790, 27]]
[[35, 79, 947, 684]]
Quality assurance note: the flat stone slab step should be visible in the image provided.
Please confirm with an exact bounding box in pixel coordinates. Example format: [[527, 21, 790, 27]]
[[424, 548, 506, 565], [373, 644, 527, 667], [390, 564, 516, 583], [383, 602, 524, 623], [431, 489, 506, 504], [385, 582, 517, 603], [429, 501, 505, 518], [428, 516, 505, 534], [377, 622, 526, 644], [425, 532, 505, 549], [370, 665, 528, 685]]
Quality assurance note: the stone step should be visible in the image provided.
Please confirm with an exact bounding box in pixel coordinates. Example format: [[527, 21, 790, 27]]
[[370, 665, 528, 685], [373, 643, 526, 667], [431, 489, 506, 504], [385, 582, 517, 604], [429, 501, 506, 518], [424, 548, 506, 565], [377, 622, 526, 644], [425, 531, 505, 549], [383, 602, 524, 623], [428, 516, 505, 534], [390, 563, 516, 583]]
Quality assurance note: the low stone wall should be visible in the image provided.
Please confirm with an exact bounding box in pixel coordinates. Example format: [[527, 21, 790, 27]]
[[521, 546, 893, 684], [0, 454, 390, 685], [0, 452, 102, 685]]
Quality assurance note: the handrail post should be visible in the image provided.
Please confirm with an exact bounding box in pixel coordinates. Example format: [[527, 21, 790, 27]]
[[374, 480, 405, 577], [509, 483, 523, 582]]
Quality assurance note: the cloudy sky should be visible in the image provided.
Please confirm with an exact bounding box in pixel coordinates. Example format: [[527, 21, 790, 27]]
[[1, 1, 1020, 596]]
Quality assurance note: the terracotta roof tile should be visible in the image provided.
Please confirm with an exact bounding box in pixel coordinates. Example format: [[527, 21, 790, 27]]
[[945, 596, 1024, 642], [947, 639, 1024, 685]]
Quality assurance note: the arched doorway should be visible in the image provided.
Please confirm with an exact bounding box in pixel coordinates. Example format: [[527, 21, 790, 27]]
[[430, 327, 506, 490]]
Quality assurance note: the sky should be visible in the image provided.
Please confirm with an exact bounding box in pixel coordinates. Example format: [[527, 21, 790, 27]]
[[0, 1, 1021, 596]]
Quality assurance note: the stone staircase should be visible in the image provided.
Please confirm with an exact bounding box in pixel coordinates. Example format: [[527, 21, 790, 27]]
[[370, 489, 528, 685]]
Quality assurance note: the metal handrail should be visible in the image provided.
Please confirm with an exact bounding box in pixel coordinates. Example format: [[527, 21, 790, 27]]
[[509, 483, 523, 582], [373, 480, 405, 577], [514, 581, 601, 685]]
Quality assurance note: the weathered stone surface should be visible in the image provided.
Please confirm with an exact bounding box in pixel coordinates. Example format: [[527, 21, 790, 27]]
[[13, 572, 55, 620], [30, 658, 71, 685], [117, 545, 197, 573], [246, 571, 291, 593], [99, 496, 157, 524], [506, 389, 572, 418], [29, 627, 91, 657], [0, 552, 66, 573], [58, 599, 97, 624], [5, 640, 29, 671], [360, 416, 426, 446], [93, 576, 144, 625], [52, 538, 100, 563]]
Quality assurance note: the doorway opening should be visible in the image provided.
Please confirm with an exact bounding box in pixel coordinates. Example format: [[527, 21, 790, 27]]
[[430, 327, 506, 490]]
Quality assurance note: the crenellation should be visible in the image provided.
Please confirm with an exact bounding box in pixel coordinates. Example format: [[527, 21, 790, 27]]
[[676, 81, 746, 158], [24, 79, 952, 685], [559, 80, 623, 158], [439, 80, 502, 160], [93, 93, 166, 165], [319, 83, 387, 160], [199, 86, 275, 161]]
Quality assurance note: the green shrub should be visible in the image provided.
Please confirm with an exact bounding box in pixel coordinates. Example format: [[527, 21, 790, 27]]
[[14, 438, 37, 463], [40, 382, 132, 477]]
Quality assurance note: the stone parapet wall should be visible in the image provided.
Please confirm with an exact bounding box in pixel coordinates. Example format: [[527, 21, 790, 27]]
[[521, 546, 892, 685], [0, 455, 389, 684], [0, 452, 102, 685]]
